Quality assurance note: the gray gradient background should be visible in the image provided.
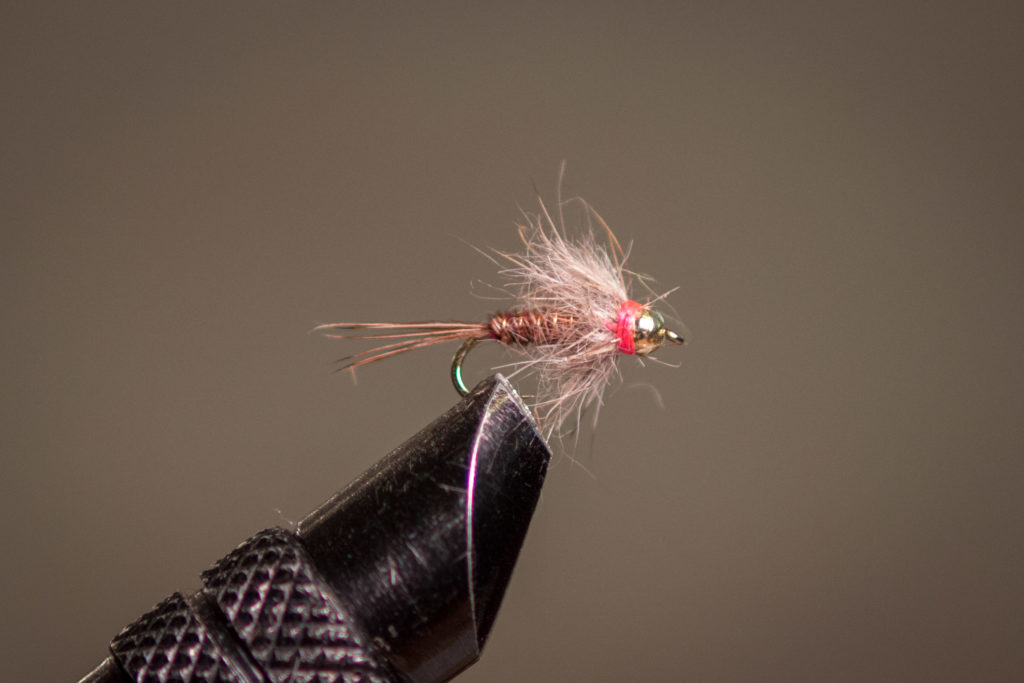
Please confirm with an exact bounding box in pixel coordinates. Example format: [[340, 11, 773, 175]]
[[3, 3, 1022, 681]]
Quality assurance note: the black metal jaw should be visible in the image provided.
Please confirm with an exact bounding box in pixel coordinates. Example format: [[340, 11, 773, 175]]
[[81, 375, 550, 683]]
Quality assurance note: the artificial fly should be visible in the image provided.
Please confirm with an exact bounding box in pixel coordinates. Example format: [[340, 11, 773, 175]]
[[317, 171, 687, 438]]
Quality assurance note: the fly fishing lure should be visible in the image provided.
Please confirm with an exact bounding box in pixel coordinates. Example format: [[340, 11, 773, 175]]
[[317, 174, 686, 437]]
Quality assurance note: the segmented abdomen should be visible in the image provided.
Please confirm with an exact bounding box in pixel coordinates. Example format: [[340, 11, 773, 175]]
[[488, 310, 576, 346]]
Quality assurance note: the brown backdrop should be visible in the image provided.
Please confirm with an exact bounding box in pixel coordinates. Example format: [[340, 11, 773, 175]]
[[3, 3, 1022, 681]]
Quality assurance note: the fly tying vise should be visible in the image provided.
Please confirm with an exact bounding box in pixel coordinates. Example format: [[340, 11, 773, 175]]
[[317, 173, 687, 436]]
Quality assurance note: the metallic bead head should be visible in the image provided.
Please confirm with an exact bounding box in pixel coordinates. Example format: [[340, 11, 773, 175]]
[[633, 308, 686, 355]]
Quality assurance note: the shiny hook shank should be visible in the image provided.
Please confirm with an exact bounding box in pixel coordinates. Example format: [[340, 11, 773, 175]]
[[451, 337, 483, 396]]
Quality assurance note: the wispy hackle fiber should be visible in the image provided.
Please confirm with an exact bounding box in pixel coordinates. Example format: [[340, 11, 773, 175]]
[[316, 171, 681, 439], [490, 193, 632, 434]]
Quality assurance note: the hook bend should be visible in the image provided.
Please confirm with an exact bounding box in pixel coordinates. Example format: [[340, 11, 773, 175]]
[[451, 337, 484, 396]]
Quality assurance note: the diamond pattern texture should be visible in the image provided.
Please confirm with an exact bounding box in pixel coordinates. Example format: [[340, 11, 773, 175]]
[[201, 528, 390, 683], [110, 592, 243, 683]]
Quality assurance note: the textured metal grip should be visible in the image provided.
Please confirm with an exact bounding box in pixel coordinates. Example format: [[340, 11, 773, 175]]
[[202, 529, 388, 682], [108, 528, 394, 683], [86, 375, 551, 683], [110, 592, 249, 683]]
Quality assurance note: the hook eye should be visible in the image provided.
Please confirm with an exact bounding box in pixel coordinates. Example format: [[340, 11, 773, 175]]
[[660, 311, 691, 347]]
